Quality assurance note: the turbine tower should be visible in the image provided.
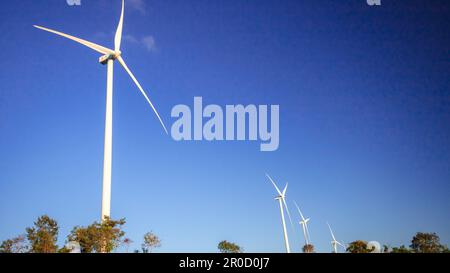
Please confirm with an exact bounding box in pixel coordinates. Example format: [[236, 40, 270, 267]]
[[293, 201, 311, 245], [327, 222, 345, 253], [34, 0, 168, 221], [266, 174, 292, 253]]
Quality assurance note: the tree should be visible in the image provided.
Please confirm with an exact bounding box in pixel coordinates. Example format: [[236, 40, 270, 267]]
[[410, 232, 445, 253], [123, 238, 133, 253], [390, 245, 411, 253], [217, 240, 243, 253], [67, 217, 126, 253], [67, 225, 95, 253], [346, 240, 371, 253], [441, 246, 450, 253], [0, 239, 16, 253], [0, 235, 28, 253], [141, 232, 161, 253], [302, 244, 315, 253], [26, 215, 59, 253]]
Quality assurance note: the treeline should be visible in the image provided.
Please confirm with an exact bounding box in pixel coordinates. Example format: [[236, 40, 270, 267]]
[[346, 233, 450, 253], [0, 215, 161, 253], [217, 233, 450, 254], [1, 215, 449, 253]]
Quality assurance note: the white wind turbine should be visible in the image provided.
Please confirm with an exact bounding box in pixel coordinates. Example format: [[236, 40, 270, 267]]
[[34, 0, 168, 221], [266, 174, 293, 253], [293, 201, 311, 245], [327, 222, 345, 253]]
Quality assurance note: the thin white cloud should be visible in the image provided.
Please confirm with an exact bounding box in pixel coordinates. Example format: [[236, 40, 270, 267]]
[[141, 36, 157, 52], [123, 34, 139, 44], [128, 0, 146, 14], [93, 32, 157, 54]]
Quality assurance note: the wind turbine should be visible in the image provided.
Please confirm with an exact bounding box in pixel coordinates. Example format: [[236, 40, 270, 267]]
[[266, 174, 293, 253], [34, 0, 168, 221], [327, 222, 345, 253], [293, 201, 311, 245]]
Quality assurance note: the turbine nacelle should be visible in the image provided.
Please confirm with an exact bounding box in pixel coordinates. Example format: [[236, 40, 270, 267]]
[[300, 218, 310, 225], [99, 51, 122, 65], [274, 195, 284, 201]]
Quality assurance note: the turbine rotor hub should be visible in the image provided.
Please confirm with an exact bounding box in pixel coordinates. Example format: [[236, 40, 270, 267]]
[[99, 51, 121, 65]]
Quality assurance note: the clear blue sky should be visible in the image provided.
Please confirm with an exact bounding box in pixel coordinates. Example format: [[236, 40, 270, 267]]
[[0, 0, 449, 252]]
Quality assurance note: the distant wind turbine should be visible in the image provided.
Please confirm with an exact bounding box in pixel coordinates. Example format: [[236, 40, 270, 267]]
[[266, 174, 293, 253], [293, 201, 311, 245], [327, 222, 345, 253], [34, 0, 168, 221]]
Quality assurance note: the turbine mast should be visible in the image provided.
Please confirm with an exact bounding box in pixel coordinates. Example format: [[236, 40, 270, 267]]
[[101, 59, 114, 221], [278, 198, 291, 253]]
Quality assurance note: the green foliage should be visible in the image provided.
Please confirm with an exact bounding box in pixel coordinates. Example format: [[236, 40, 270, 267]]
[[346, 240, 371, 253], [390, 245, 411, 253], [302, 244, 315, 253], [57, 246, 72, 253], [67, 217, 126, 253], [141, 232, 161, 253], [218, 240, 243, 253], [5, 213, 450, 254], [26, 215, 59, 253], [410, 232, 445, 253], [368, 232, 449, 253], [0, 235, 28, 253], [0, 239, 15, 253], [350, 233, 450, 253], [441, 246, 450, 253]]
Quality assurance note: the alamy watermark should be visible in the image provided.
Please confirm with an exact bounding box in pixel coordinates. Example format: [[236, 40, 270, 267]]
[[367, 0, 381, 6], [66, 0, 81, 6], [171, 97, 280, 152]]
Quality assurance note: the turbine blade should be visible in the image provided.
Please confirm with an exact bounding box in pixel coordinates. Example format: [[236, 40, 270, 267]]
[[293, 201, 301, 216], [327, 222, 336, 241], [265, 174, 283, 196], [305, 223, 311, 243], [115, 0, 125, 51], [34, 25, 114, 55], [282, 183, 288, 197], [117, 56, 168, 134], [293, 200, 306, 220], [282, 197, 294, 229]]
